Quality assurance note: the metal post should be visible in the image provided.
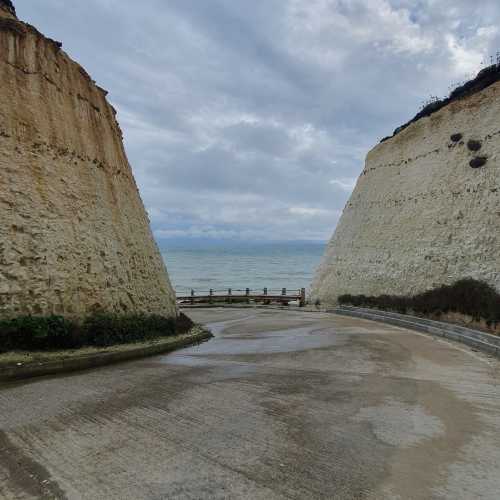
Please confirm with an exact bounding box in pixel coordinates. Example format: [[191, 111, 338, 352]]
[[246, 288, 250, 304], [282, 288, 286, 296], [264, 287, 268, 296], [209, 289, 213, 304], [190, 289, 195, 305], [228, 288, 232, 304]]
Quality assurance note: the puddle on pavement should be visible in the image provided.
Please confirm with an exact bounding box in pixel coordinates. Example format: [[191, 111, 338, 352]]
[[160, 315, 341, 369], [206, 315, 259, 335]]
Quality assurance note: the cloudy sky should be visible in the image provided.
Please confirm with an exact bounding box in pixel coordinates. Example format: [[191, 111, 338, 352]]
[[18, 0, 500, 242]]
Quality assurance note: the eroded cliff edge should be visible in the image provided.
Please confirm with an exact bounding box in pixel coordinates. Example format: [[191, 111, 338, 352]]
[[312, 69, 500, 305], [0, 2, 177, 318]]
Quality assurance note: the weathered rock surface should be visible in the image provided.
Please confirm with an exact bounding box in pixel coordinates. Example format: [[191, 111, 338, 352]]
[[0, 0, 15, 18], [0, 3, 177, 318], [312, 74, 500, 305]]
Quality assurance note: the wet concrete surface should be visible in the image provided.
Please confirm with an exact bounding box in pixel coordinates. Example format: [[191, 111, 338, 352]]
[[1, 307, 500, 499]]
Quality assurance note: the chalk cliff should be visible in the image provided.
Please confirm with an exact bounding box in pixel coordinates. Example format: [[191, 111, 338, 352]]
[[0, 1, 177, 318], [312, 67, 500, 305]]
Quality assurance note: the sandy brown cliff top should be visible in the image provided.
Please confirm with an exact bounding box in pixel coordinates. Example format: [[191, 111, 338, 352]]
[[0, 1, 63, 51], [0, 0, 16, 18], [0, 0, 177, 318], [0, 2, 111, 93]]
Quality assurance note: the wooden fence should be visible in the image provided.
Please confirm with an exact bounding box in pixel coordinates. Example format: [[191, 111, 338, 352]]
[[177, 288, 307, 307]]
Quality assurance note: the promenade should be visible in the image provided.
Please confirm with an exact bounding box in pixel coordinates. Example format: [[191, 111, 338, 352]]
[[1, 308, 499, 499]]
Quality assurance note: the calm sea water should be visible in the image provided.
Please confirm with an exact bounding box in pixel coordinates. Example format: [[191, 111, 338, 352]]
[[161, 242, 325, 295]]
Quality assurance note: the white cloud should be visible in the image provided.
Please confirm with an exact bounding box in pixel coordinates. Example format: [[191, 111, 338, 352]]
[[289, 207, 331, 217], [445, 32, 492, 76], [17, 0, 500, 242], [329, 178, 357, 192]]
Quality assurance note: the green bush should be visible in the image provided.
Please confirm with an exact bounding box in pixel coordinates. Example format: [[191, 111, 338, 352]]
[[175, 311, 195, 334], [82, 313, 177, 347], [0, 312, 193, 353], [338, 279, 500, 326], [0, 315, 78, 352]]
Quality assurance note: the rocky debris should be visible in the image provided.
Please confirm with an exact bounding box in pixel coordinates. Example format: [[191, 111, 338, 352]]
[[450, 133, 463, 142]]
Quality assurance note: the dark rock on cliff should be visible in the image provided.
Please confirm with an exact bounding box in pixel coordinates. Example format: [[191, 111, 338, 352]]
[[467, 139, 482, 152], [470, 157, 488, 169]]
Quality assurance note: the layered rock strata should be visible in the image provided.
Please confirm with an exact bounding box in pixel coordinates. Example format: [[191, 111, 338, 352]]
[[312, 69, 500, 305], [0, 1, 177, 318]]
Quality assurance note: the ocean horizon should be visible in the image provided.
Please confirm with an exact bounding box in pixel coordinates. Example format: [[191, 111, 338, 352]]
[[160, 241, 326, 295]]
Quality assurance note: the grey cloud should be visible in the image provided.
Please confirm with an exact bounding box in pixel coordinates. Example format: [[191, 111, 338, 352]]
[[17, 0, 500, 241], [222, 122, 295, 157]]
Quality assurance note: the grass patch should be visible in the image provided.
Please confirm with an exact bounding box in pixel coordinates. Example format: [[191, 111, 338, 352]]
[[0, 312, 194, 353], [338, 279, 500, 327], [0, 326, 207, 368]]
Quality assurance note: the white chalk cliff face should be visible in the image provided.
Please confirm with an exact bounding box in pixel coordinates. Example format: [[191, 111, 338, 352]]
[[0, 1, 177, 318], [312, 71, 500, 305]]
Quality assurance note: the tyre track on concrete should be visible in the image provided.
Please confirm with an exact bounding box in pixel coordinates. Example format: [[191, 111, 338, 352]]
[[0, 308, 500, 499]]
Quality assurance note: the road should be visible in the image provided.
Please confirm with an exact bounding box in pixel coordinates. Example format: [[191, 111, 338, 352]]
[[1, 308, 500, 499]]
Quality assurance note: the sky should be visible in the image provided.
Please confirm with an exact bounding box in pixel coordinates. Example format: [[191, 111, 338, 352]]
[[17, 0, 500, 242]]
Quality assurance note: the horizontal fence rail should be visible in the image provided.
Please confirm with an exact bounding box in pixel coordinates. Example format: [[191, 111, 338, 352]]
[[177, 288, 307, 307]]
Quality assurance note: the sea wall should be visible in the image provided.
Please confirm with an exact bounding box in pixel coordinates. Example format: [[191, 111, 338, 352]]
[[312, 73, 500, 305], [0, 2, 177, 318]]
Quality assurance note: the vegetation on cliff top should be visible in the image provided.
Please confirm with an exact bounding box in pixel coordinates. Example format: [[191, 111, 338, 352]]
[[339, 278, 500, 327], [0, 312, 194, 353], [381, 61, 500, 142]]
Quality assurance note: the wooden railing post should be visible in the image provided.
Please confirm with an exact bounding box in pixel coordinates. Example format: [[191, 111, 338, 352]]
[[281, 288, 288, 306], [300, 288, 306, 307], [176, 286, 307, 307]]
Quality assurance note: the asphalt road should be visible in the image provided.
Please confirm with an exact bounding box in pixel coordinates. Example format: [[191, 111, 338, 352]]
[[1, 308, 500, 499]]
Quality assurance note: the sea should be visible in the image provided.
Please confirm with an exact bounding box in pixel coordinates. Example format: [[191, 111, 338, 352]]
[[161, 241, 326, 296]]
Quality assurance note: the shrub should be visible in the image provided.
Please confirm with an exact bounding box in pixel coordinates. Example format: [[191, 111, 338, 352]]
[[339, 279, 500, 326], [175, 312, 195, 334], [0, 311, 190, 353], [0, 315, 78, 352], [82, 313, 177, 347]]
